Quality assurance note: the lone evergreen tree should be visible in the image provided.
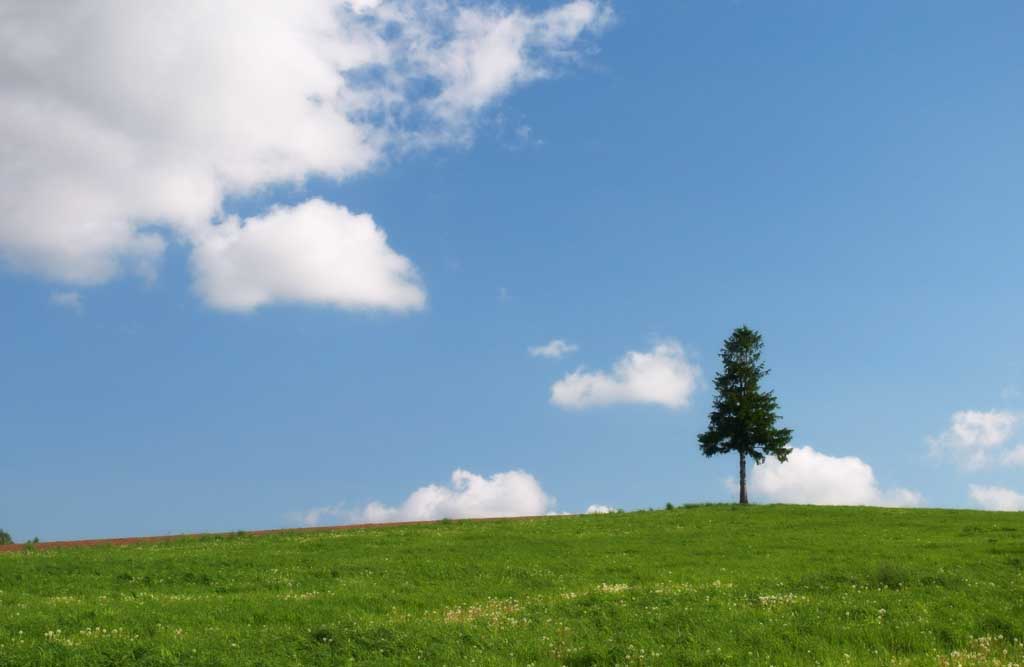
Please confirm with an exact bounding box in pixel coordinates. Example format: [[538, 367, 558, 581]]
[[698, 326, 792, 504]]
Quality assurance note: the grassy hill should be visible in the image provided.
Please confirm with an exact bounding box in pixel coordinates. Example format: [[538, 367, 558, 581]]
[[1, 505, 1022, 666]]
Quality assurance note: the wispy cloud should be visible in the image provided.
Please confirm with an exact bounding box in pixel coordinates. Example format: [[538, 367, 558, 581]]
[[928, 410, 1019, 470], [1002, 446, 1024, 466], [529, 339, 579, 359], [49, 290, 82, 312], [968, 484, 1024, 512]]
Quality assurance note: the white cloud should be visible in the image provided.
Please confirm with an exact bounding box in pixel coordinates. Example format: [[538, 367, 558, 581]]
[[423, 1, 613, 124], [550, 341, 700, 409], [928, 410, 1019, 470], [585, 504, 613, 514], [49, 290, 82, 311], [191, 199, 424, 312], [742, 446, 922, 508], [297, 504, 346, 528], [299, 469, 555, 526], [0, 1, 610, 309], [969, 484, 1024, 512], [1002, 445, 1024, 466], [529, 339, 578, 358]]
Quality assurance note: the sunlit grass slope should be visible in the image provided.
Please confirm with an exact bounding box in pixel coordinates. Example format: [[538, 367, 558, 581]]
[[1, 505, 1023, 666]]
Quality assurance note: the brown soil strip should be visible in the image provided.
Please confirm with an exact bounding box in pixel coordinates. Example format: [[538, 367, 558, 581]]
[[0, 514, 570, 554]]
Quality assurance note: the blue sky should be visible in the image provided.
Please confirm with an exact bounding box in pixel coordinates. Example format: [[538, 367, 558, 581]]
[[2, 1, 1023, 541]]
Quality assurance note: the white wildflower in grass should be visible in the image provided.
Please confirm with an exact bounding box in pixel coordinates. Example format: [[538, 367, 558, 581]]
[[442, 598, 524, 627], [1, 505, 1022, 664], [755, 593, 807, 607], [279, 590, 322, 601], [652, 582, 696, 595]]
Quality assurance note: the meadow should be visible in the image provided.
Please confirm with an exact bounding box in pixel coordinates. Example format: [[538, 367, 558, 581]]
[[1, 504, 1022, 666]]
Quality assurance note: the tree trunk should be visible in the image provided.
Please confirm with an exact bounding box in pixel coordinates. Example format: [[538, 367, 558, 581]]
[[738, 451, 748, 504]]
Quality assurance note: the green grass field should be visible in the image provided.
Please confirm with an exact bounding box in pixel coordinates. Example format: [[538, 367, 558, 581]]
[[1, 505, 1023, 666]]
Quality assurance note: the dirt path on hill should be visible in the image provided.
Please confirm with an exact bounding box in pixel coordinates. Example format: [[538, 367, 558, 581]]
[[0, 514, 563, 554]]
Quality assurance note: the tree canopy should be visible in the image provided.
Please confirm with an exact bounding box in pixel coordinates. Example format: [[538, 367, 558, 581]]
[[698, 326, 792, 503]]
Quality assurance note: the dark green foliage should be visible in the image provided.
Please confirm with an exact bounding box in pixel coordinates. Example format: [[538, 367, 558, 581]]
[[0, 530, 11, 545], [875, 562, 910, 590], [698, 326, 793, 503]]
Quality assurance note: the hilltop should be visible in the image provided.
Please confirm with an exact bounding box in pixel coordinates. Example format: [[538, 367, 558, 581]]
[[1, 505, 1022, 666]]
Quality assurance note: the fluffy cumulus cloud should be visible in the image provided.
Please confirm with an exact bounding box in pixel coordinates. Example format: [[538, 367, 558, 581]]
[[299, 469, 556, 526], [529, 339, 578, 358], [928, 410, 1019, 470], [0, 0, 611, 309], [743, 446, 922, 508], [550, 341, 700, 409], [191, 199, 424, 311], [968, 484, 1024, 512], [585, 504, 613, 514]]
